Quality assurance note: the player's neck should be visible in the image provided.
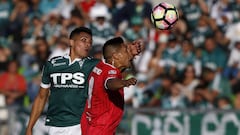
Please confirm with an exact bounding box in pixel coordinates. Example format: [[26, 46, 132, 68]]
[[69, 52, 84, 62], [114, 63, 126, 72], [106, 59, 126, 71], [119, 66, 127, 73], [106, 60, 118, 68]]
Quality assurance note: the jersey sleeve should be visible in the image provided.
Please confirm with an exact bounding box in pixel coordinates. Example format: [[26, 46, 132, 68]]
[[103, 68, 119, 90], [40, 61, 51, 89]]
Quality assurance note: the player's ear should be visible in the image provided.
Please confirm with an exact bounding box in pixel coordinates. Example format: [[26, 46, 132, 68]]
[[69, 39, 74, 47], [112, 52, 120, 60]]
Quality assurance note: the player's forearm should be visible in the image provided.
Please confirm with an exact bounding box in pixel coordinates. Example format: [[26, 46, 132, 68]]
[[27, 97, 47, 130], [26, 88, 49, 131], [106, 78, 137, 91], [106, 78, 126, 91]]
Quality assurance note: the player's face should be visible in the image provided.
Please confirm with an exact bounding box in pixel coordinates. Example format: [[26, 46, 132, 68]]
[[70, 32, 92, 58], [118, 44, 131, 68]]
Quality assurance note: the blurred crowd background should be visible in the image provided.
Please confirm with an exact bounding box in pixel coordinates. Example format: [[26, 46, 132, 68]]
[[0, 0, 240, 134]]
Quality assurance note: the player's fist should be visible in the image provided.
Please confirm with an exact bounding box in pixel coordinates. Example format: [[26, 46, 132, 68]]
[[124, 78, 137, 87], [127, 39, 143, 58]]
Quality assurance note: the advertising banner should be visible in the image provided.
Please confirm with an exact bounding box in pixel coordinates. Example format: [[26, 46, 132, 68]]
[[119, 109, 240, 135]]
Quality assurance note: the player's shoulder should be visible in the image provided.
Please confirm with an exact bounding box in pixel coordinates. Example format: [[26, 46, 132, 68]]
[[92, 61, 118, 76], [83, 57, 100, 68], [85, 57, 100, 63], [96, 61, 114, 68], [99, 61, 118, 73], [49, 55, 65, 61]]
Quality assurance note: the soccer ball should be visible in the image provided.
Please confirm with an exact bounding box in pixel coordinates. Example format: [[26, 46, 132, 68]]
[[151, 2, 179, 30]]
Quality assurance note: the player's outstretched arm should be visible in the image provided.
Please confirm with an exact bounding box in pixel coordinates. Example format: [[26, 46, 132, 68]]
[[25, 87, 49, 135], [106, 78, 137, 91]]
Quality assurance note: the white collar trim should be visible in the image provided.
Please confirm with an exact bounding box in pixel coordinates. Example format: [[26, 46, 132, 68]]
[[102, 59, 116, 69], [64, 55, 82, 65]]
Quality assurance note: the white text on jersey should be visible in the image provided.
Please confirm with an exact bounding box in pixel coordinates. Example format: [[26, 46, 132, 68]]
[[50, 73, 85, 85]]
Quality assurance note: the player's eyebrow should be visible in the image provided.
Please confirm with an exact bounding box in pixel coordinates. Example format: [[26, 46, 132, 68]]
[[79, 36, 88, 40], [79, 37, 87, 40], [76, 36, 92, 42]]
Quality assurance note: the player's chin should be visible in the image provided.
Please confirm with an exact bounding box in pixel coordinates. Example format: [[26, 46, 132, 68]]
[[83, 50, 90, 57], [80, 52, 88, 58]]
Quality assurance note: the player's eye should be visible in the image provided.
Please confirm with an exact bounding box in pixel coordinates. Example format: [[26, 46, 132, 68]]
[[80, 37, 87, 42], [78, 37, 92, 45]]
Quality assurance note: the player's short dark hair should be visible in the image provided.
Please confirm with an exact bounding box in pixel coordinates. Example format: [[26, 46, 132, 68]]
[[69, 27, 92, 39], [102, 37, 124, 60]]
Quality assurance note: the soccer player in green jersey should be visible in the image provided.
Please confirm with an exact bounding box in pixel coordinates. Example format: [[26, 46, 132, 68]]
[[25, 27, 142, 135]]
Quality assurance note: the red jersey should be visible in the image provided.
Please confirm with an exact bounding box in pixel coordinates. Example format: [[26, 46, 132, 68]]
[[81, 61, 124, 135]]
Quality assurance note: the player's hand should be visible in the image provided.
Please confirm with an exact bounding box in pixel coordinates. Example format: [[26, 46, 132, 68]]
[[127, 39, 143, 58], [124, 78, 137, 87]]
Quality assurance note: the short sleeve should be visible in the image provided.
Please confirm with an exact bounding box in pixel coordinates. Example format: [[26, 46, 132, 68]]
[[40, 61, 51, 89], [103, 68, 119, 90]]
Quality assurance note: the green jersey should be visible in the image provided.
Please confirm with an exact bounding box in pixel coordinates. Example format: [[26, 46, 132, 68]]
[[41, 55, 99, 127]]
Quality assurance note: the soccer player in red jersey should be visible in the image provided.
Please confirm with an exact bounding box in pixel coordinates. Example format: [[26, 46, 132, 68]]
[[81, 37, 138, 135]]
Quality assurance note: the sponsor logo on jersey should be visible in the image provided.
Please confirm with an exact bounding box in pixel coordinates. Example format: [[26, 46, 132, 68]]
[[108, 70, 117, 75], [51, 57, 67, 67], [53, 62, 66, 67], [93, 67, 102, 75], [50, 73, 85, 88]]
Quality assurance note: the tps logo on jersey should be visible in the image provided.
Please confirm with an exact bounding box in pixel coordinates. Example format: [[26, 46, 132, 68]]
[[50, 73, 85, 88]]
